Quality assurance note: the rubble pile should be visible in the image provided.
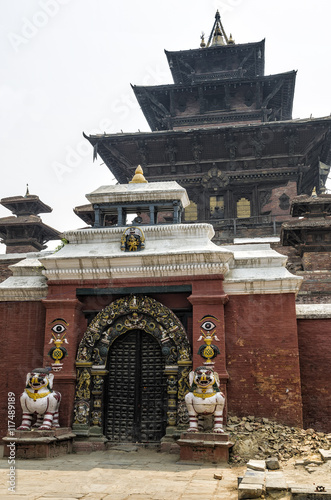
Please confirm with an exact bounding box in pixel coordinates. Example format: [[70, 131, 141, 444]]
[[227, 415, 331, 463]]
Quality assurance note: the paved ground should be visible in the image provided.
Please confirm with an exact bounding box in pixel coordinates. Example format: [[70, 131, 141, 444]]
[[0, 445, 245, 500], [1, 445, 330, 500]]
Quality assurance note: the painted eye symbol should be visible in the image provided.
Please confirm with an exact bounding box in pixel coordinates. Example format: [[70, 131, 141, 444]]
[[201, 321, 216, 331], [51, 324, 66, 334]]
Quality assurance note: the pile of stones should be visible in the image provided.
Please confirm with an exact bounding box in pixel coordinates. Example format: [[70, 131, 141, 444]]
[[226, 415, 331, 463]]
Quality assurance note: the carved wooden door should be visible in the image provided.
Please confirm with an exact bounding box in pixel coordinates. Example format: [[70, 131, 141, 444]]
[[105, 329, 167, 443]]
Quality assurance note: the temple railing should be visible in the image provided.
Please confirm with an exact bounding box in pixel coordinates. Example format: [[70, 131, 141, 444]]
[[185, 214, 291, 238]]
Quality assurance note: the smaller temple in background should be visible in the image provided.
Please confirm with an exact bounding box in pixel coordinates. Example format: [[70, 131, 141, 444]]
[[281, 191, 331, 302], [0, 186, 60, 254]]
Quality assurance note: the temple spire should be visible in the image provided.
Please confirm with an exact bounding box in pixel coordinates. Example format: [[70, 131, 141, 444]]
[[206, 10, 233, 47]]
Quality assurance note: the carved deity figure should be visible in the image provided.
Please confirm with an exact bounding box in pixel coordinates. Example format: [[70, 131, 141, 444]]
[[17, 368, 61, 430], [185, 366, 225, 433]]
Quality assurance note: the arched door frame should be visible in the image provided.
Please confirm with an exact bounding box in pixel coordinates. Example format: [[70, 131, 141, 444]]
[[73, 295, 192, 439]]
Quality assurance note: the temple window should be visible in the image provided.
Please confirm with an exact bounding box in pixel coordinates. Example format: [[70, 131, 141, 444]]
[[237, 197, 251, 218], [210, 196, 224, 219], [185, 201, 198, 221]]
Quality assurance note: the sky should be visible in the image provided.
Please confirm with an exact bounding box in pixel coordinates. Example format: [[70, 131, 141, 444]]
[[1, 0, 330, 252]]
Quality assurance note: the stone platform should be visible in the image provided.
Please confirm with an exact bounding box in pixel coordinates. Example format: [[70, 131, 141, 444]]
[[177, 431, 233, 463], [2, 427, 75, 459]]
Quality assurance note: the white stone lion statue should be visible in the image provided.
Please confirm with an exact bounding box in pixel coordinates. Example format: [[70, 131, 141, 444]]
[[17, 368, 61, 431], [185, 366, 225, 433]]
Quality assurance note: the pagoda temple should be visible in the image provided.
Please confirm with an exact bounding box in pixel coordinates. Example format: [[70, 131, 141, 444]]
[[1, 11, 331, 456], [84, 11, 331, 242], [0, 188, 61, 253]]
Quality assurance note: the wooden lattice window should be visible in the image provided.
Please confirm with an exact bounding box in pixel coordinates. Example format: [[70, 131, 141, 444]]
[[237, 197, 251, 218], [185, 201, 198, 221], [210, 196, 224, 219]]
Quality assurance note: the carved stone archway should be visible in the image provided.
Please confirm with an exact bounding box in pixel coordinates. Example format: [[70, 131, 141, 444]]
[[73, 295, 192, 440]]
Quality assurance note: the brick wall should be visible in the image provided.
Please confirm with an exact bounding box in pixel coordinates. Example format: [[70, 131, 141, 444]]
[[297, 318, 331, 432], [224, 293, 303, 427], [0, 261, 14, 283], [5, 244, 41, 254], [262, 181, 297, 218], [0, 301, 45, 440], [302, 252, 331, 271], [0, 256, 24, 283]]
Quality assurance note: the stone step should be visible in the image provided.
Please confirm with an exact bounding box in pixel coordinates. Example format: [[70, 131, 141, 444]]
[[238, 483, 264, 499], [246, 459, 266, 471], [291, 486, 331, 499]]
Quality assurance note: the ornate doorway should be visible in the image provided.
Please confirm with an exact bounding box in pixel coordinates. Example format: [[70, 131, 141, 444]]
[[73, 295, 192, 442], [105, 329, 167, 442]]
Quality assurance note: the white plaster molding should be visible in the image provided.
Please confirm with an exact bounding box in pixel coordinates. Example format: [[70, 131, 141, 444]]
[[0, 277, 48, 301], [40, 223, 234, 280], [61, 223, 216, 244], [223, 244, 302, 295], [0, 256, 48, 301], [223, 244, 288, 268], [43, 261, 231, 280], [296, 304, 331, 319], [86, 181, 190, 207]]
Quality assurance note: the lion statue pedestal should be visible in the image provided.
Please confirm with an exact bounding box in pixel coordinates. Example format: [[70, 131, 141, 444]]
[[177, 366, 233, 463], [2, 368, 75, 459]]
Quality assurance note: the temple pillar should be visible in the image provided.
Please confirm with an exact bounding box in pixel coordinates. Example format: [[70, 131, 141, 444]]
[[188, 278, 229, 393], [42, 297, 86, 428]]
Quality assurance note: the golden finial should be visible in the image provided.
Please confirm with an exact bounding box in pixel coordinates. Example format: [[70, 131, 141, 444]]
[[129, 165, 148, 184], [311, 187, 317, 198], [228, 33, 235, 45], [200, 32, 206, 48], [25, 184, 30, 197]]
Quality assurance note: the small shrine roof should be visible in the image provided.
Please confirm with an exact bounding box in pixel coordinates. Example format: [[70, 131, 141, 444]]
[[282, 217, 331, 229], [290, 193, 331, 217], [0, 195, 52, 216], [85, 180, 190, 208], [73, 204, 94, 226], [0, 215, 61, 239]]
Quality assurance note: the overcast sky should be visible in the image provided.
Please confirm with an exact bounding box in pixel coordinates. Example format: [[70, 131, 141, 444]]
[[1, 0, 330, 252]]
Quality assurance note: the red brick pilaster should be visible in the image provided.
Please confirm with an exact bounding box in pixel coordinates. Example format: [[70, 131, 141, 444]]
[[42, 298, 86, 427], [188, 278, 229, 390]]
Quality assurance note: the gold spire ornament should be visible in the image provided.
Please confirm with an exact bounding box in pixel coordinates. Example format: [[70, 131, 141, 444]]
[[212, 24, 225, 46], [228, 33, 235, 45], [200, 32, 206, 48], [129, 165, 148, 184], [206, 10, 231, 47]]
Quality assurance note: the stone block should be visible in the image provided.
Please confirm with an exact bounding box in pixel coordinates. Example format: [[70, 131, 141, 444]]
[[3, 428, 75, 459], [238, 483, 264, 499], [291, 486, 331, 499], [265, 471, 287, 491], [247, 459, 266, 471], [319, 449, 331, 462], [242, 471, 265, 485], [177, 432, 233, 463], [266, 456, 280, 470], [241, 476, 265, 485]]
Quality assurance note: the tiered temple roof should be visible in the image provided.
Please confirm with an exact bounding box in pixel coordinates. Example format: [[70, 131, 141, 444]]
[[83, 12, 331, 241]]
